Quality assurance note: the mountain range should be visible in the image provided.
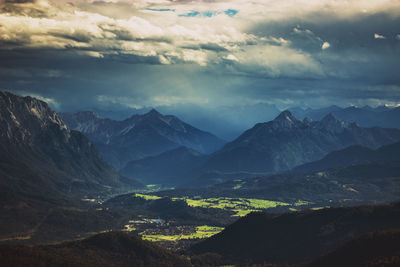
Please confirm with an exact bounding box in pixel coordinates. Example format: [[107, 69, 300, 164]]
[[89, 102, 281, 141], [87, 104, 400, 141], [60, 109, 225, 169], [200, 110, 400, 175], [114, 110, 400, 187], [290, 104, 400, 129]]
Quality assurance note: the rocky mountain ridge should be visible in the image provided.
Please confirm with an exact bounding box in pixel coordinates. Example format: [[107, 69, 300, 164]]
[[201, 110, 400, 174]]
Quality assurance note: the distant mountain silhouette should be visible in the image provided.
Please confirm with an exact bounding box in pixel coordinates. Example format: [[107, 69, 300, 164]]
[[200, 110, 400, 176], [290, 105, 400, 129], [60, 109, 225, 169]]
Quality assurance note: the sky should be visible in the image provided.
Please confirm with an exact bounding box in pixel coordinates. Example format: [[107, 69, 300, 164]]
[[1, 0, 400, 114]]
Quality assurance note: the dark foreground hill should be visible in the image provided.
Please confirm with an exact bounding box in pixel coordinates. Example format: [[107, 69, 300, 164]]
[[308, 229, 400, 267], [190, 202, 400, 265], [0, 231, 191, 267]]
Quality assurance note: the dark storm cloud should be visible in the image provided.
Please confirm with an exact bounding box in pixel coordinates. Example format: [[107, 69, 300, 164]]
[[181, 43, 228, 52], [251, 11, 400, 52], [246, 9, 400, 87]]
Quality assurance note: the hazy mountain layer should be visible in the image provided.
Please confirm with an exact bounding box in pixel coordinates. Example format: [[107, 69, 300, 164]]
[[120, 146, 209, 186], [61, 109, 225, 169]]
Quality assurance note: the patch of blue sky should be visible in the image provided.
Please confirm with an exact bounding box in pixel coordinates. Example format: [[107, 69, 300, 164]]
[[179, 9, 238, 18], [178, 11, 200, 17], [202, 11, 219, 17], [224, 9, 238, 17], [146, 8, 176, 12]]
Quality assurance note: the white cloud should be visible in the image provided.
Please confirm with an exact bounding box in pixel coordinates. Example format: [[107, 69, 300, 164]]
[[321, 41, 330, 50], [374, 33, 386, 39], [225, 54, 239, 62], [20, 92, 60, 109], [1, 0, 399, 79]]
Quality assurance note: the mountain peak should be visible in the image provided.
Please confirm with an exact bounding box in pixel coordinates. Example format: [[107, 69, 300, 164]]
[[321, 113, 340, 124], [0, 91, 68, 141], [319, 113, 349, 132], [144, 108, 162, 117], [274, 110, 297, 122]]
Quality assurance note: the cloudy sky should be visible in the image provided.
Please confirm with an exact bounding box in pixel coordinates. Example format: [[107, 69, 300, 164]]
[[1, 0, 400, 113]]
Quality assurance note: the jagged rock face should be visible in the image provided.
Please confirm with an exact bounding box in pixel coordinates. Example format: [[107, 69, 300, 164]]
[[202, 110, 400, 173], [0, 91, 141, 200], [0, 92, 69, 144], [61, 109, 225, 169]]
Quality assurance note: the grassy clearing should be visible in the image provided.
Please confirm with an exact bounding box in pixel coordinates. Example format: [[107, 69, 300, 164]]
[[172, 197, 290, 216], [134, 193, 162, 200], [122, 225, 136, 232], [141, 225, 224, 242], [294, 200, 312, 206]]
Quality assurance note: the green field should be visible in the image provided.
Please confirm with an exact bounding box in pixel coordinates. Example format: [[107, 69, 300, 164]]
[[135, 193, 303, 216], [135, 193, 162, 200], [141, 225, 224, 242], [172, 197, 291, 216]]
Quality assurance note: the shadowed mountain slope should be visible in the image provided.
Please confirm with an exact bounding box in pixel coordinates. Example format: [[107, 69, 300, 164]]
[[294, 141, 400, 173], [61, 109, 225, 169], [120, 146, 209, 186]]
